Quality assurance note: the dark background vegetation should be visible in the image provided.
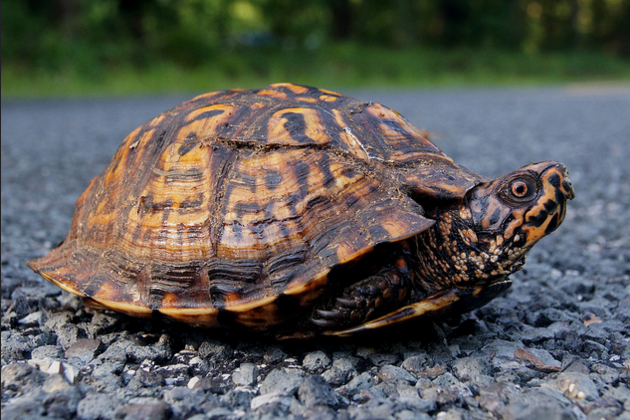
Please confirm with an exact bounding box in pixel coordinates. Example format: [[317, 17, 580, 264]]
[[2, 0, 630, 96]]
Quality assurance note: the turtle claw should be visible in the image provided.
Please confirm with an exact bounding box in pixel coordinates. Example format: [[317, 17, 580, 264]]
[[335, 298, 356, 308], [310, 317, 338, 329], [311, 308, 348, 330], [315, 309, 345, 320]]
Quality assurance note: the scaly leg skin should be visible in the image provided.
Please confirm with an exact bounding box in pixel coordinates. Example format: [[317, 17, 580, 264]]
[[310, 255, 413, 331]]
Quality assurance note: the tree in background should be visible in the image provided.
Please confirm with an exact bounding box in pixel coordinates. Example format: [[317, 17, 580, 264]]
[[2, 0, 628, 72]]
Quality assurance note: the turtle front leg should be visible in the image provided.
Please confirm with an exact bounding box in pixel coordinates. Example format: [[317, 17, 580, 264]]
[[310, 255, 413, 331]]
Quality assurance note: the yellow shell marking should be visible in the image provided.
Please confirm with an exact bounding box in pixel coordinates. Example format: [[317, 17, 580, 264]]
[[267, 107, 330, 146]]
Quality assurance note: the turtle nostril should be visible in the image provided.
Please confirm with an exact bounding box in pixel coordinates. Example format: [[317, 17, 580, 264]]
[[562, 179, 575, 200]]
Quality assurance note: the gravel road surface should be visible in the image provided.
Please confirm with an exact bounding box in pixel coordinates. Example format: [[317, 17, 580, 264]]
[[2, 86, 629, 420]]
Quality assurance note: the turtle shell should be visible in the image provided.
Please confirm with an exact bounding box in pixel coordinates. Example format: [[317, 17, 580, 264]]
[[27, 83, 485, 331]]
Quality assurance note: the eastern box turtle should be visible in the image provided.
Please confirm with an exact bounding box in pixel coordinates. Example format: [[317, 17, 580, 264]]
[[27, 83, 574, 337]]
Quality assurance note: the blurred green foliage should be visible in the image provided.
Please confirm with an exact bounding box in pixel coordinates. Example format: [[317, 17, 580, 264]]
[[2, 0, 629, 94]]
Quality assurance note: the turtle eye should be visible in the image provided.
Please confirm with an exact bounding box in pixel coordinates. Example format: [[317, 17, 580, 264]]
[[510, 179, 534, 200]]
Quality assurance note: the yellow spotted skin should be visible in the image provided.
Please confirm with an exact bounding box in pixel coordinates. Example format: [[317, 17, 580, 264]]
[[27, 83, 574, 336], [413, 161, 574, 303]]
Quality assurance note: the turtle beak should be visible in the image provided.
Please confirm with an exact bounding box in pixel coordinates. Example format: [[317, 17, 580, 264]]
[[522, 161, 574, 243]]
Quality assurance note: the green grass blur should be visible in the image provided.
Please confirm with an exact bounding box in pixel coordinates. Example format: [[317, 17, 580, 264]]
[[3, 0, 629, 97], [3, 45, 629, 97]]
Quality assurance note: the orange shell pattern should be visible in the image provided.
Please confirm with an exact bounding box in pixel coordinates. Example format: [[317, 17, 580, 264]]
[[27, 83, 483, 329]]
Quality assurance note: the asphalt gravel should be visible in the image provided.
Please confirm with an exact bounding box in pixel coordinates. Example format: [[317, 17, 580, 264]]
[[2, 85, 629, 420]]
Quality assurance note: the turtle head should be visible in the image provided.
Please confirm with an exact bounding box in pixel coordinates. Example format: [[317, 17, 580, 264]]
[[452, 160, 575, 282], [469, 161, 574, 248], [415, 161, 574, 294]]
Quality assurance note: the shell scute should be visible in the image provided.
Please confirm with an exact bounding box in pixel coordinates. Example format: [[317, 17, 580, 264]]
[[267, 107, 331, 146]]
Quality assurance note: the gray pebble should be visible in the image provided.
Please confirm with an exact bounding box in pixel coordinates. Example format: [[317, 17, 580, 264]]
[[478, 381, 520, 415], [43, 386, 82, 420], [420, 386, 461, 406], [42, 373, 73, 393], [582, 339, 609, 359], [357, 348, 399, 366], [111, 338, 171, 363], [77, 393, 121, 420], [452, 356, 492, 382], [2, 399, 45, 420], [188, 376, 229, 394], [378, 365, 416, 384], [18, 311, 45, 327], [481, 339, 524, 360], [232, 363, 258, 386], [366, 383, 390, 400], [86, 312, 120, 335], [32, 330, 58, 348], [232, 362, 258, 386], [115, 398, 169, 420], [393, 385, 435, 412], [435, 408, 471, 420], [556, 371, 600, 401], [302, 351, 331, 373], [1, 362, 46, 395], [133, 367, 166, 387], [579, 397, 624, 420], [205, 407, 233, 420], [297, 375, 339, 407], [603, 383, 630, 412], [4, 295, 34, 320], [396, 409, 431, 420], [590, 363, 620, 384], [1, 331, 33, 359], [502, 389, 576, 420], [432, 372, 459, 388], [221, 387, 256, 409], [17, 282, 60, 299], [65, 338, 103, 365], [527, 348, 562, 369], [198, 340, 233, 360], [334, 356, 357, 372], [91, 360, 125, 377], [260, 367, 305, 395], [162, 387, 206, 419], [31, 344, 64, 360], [97, 342, 128, 363], [321, 357, 356, 386], [301, 405, 338, 420], [322, 366, 349, 387], [563, 360, 590, 375], [56, 324, 81, 350], [187, 415, 209, 420], [250, 391, 297, 412], [156, 363, 190, 387], [263, 346, 287, 364], [347, 401, 397, 420], [338, 371, 374, 397], [401, 354, 428, 375], [90, 371, 123, 391]]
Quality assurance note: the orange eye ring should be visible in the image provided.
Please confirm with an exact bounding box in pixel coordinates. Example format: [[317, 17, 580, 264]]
[[508, 178, 536, 201], [511, 180, 529, 197]]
